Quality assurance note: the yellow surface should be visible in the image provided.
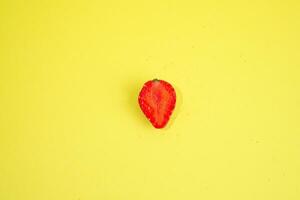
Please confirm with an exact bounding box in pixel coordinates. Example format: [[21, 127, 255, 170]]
[[1, 0, 300, 199]]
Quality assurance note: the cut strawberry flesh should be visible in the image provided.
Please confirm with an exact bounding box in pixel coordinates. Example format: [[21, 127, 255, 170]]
[[138, 79, 176, 128]]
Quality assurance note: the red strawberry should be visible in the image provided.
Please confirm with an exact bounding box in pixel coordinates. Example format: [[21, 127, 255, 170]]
[[138, 79, 176, 129]]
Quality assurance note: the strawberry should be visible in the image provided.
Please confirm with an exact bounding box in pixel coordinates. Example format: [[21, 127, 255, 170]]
[[138, 79, 176, 129]]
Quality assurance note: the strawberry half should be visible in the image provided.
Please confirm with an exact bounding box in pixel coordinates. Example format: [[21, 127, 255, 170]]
[[138, 79, 176, 129]]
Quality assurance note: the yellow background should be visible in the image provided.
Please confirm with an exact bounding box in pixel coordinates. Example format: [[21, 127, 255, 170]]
[[1, 0, 300, 199]]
